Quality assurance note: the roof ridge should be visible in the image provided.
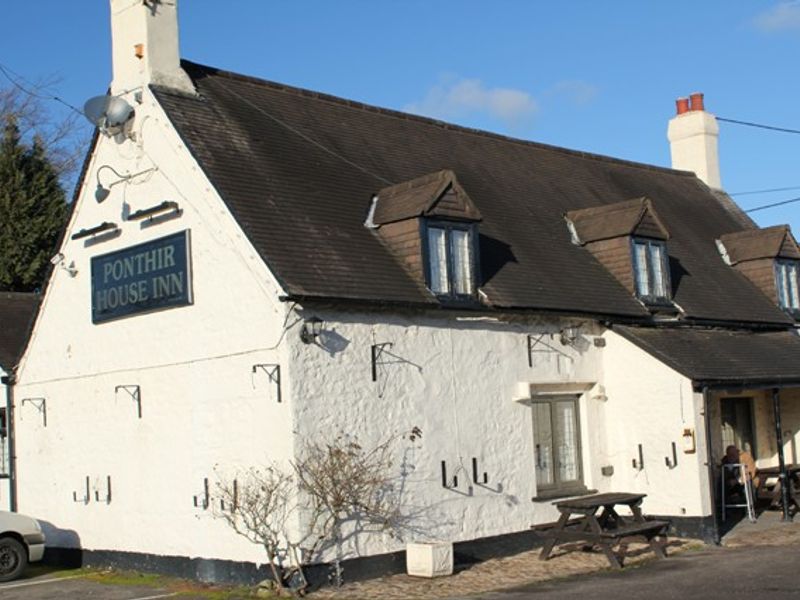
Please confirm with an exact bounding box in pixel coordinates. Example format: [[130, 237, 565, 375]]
[[179, 59, 699, 180]]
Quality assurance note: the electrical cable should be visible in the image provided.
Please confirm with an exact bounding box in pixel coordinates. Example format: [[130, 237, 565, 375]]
[[744, 195, 800, 214], [730, 186, 800, 197], [0, 62, 84, 117], [717, 116, 800, 136]]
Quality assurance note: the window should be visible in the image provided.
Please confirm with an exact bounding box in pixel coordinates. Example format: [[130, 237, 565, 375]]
[[532, 396, 583, 494], [632, 238, 670, 303], [426, 223, 475, 297], [0, 408, 7, 478], [775, 260, 800, 313]]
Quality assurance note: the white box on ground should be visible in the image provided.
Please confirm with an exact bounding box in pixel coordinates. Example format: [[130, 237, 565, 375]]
[[406, 541, 454, 578]]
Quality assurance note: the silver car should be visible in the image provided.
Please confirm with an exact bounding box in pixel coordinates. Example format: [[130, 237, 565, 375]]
[[0, 511, 45, 582]]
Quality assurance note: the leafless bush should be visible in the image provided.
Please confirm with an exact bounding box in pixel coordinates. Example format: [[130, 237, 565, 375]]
[[215, 427, 421, 593]]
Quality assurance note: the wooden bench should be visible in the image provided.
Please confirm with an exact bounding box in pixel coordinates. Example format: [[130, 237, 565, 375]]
[[534, 493, 669, 569]]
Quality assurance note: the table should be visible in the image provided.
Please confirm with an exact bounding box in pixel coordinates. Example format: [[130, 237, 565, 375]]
[[755, 464, 800, 514], [536, 492, 669, 569]]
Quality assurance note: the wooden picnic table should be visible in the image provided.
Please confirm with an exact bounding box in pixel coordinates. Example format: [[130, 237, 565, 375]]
[[755, 464, 800, 514], [536, 492, 669, 569]]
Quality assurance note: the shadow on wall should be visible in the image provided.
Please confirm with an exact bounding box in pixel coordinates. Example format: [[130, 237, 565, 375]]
[[38, 520, 83, 568]]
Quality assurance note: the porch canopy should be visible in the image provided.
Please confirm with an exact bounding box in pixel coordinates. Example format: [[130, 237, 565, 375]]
[[614, 325, 800, 388], [615, 324, 800, 520]]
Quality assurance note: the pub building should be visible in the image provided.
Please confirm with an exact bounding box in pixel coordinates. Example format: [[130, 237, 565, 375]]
[[8, 0, 800, 584]]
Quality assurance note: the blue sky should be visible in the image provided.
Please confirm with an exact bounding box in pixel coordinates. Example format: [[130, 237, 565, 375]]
[[1, 1, 799, 230]]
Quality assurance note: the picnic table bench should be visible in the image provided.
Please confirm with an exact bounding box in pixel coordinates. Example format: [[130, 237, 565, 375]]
[[534, 492, 669, 569]]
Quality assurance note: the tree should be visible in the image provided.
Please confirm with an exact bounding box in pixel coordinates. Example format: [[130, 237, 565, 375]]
[[0, 114, 68, 291]]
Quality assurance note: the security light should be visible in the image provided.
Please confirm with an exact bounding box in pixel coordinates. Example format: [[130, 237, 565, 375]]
[[300, 316, 324, 344]]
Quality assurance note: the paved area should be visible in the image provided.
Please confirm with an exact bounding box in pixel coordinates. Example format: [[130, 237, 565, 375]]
[[308, 510, 800, 600], [471, 543, 800, 599]]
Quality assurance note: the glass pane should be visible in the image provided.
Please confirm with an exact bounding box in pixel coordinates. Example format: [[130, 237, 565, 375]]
[[554, 400, 579, 483], [634, 242, 650, 297], [533, 403, 554, 487], [450, 229, 473, 295], [650, 243, 667, 298], [427, 227, 449, 294], [776, 264, 789, 308], [789, 264, 800, 309]]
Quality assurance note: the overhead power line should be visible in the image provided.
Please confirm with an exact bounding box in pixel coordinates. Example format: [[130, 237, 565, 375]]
[[744, 196, 800, 214], [0, 62, 84, 117], [717, 116, 800, 135], [730, 185, 800, 197]]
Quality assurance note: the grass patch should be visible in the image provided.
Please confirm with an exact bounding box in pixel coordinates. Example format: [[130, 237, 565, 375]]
[[76, 568, 265, 598]]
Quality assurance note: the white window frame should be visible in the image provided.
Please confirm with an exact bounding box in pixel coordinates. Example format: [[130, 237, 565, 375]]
[[631, 238, 671, 304], [775, 260, 800, 313], [423, 221, 477, 299]]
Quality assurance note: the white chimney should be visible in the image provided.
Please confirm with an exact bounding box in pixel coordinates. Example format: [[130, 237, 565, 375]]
[[109, 0, 195, 96], [667, 92, 721, 189]]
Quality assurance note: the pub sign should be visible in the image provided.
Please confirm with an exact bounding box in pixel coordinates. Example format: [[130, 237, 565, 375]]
[[91, 230, 193, 323]]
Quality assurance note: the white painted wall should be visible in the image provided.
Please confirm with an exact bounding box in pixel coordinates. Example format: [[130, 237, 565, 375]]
[[289, 309, 605, 555], [601, 331, 711, 518], [13, 86, 295, 563]]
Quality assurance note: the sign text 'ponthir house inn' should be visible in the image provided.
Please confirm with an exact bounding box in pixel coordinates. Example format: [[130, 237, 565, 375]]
[[90, 230, 193, 323]]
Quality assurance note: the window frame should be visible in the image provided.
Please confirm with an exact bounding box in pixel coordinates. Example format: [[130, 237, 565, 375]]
[[631, 237, 672, 305], [530, 395, 584, 496], [775, 259, 800, 315], [421, 220, 479, 300]]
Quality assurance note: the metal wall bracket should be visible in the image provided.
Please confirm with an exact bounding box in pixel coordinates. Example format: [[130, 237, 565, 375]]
[[21, 398, 47, 427], [94, 475, 112, 504], [219, 478, 238, 513], [441, 460, 458, 489], [73, 476, 90, 504], [252, 364, 281, 403], [371, 342, 393, 382], [193, 477, 210, 510], [665, 441, 678, 469], [632, 443, 645, 470], [472, 457, 489, 485], [115, 385, 142, 418]]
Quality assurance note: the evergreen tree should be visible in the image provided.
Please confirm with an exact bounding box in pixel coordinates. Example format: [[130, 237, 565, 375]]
[[0, 115, 67, 291]]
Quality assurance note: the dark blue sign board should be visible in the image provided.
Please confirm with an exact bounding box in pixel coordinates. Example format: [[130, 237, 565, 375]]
[[91, 230, 193, 324]]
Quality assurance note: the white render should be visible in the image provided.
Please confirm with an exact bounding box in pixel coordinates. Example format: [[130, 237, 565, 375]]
[[667, 109, 722, 189], [110, 0, 195, 95]]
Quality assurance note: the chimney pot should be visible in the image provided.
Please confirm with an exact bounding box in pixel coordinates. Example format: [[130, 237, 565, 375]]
[[689, 92, 705, 112], [675, 97, 690, 115]]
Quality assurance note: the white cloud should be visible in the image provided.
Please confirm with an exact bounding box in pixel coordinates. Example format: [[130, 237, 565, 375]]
[[404, 78, 537, 129], [753, 1, 800, 32]]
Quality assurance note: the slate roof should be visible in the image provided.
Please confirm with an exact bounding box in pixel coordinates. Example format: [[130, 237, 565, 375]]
[[614, 325, 800, 386], [719, 225, 800, 264], [0, 292, 39, 372], [152, 61, 792, 325], [372, 170, 482, 225], [566, 197, 669, 244]]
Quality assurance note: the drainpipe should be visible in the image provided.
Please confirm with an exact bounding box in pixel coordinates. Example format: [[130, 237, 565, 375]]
[[772, 387, 792, 521], [1, 374, 17, 512], [701, 386, 720, 543]]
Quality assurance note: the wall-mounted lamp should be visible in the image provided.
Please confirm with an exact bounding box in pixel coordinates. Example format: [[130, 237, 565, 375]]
[[559, 326, 580, 346], [300, 316, 324, 344], [50, 253, 78, 277], [94, 165, 158, 203]]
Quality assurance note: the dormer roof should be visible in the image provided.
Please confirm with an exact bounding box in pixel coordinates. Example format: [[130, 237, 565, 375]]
[[0, 292, 40, 371], [372, 170, 482, 225], [718, 225, 800, 265], [566, 197, 669, 245]]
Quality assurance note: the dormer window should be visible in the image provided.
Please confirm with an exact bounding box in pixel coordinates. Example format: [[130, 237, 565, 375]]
[[718, 225, 800, 318], [776, 260, 800, 312], [369, 169, 482, 303], [565, 197, 673, 309], [426, 222, 475, 297], [632, 238, 670, 303]]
